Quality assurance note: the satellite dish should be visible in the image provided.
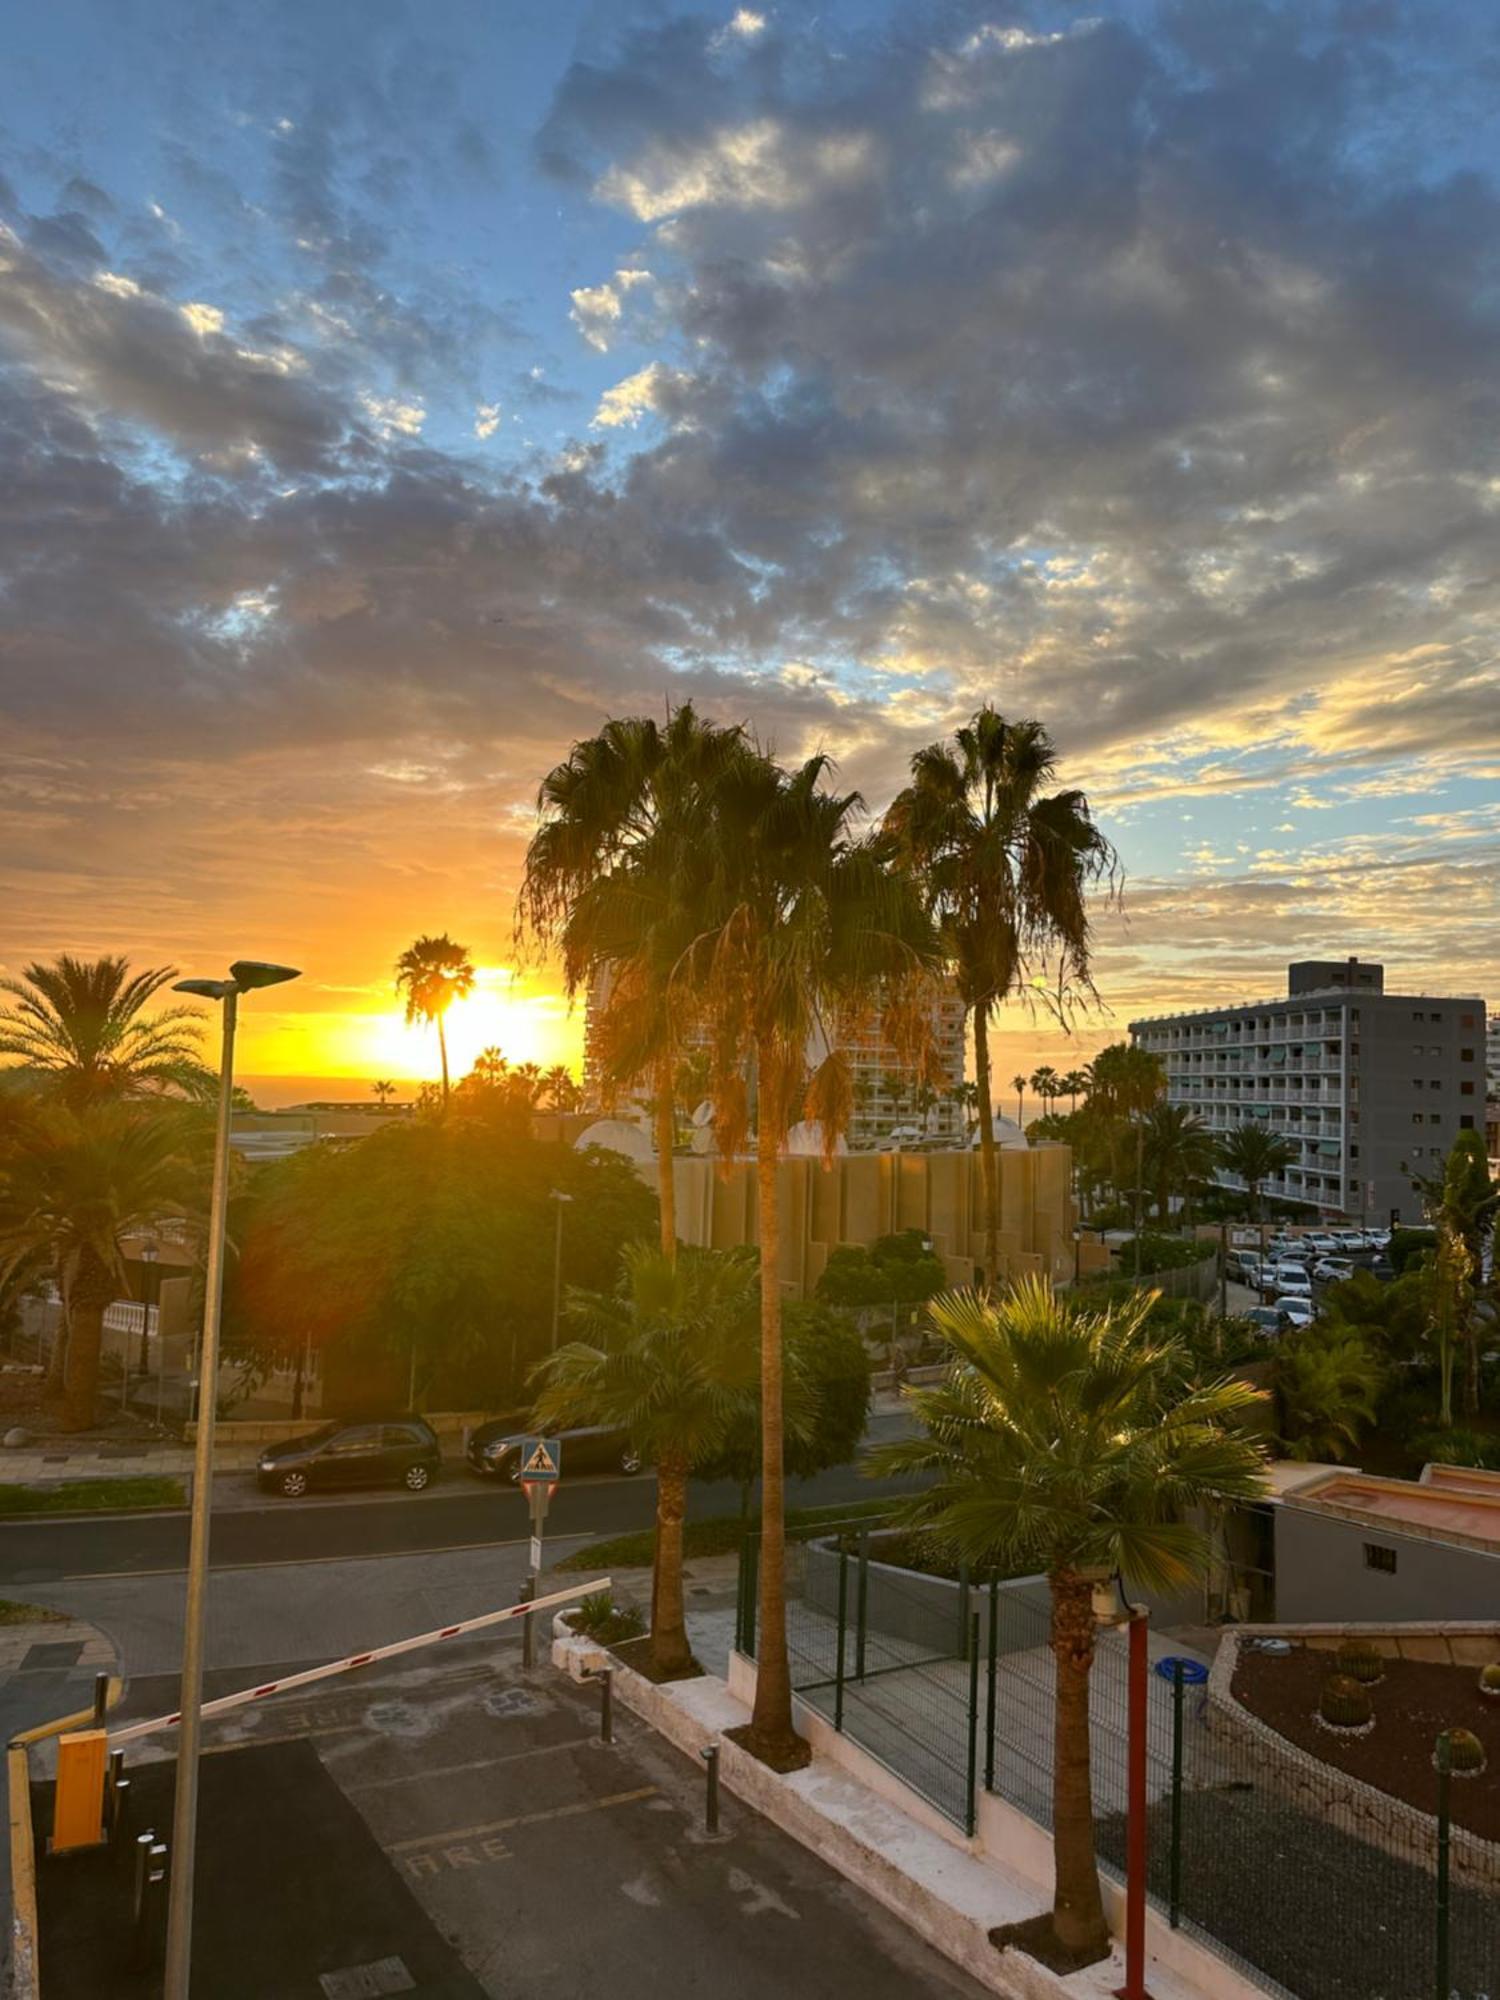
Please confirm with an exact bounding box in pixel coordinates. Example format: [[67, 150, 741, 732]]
[[690, 1099, 715, 1127], [573, 1118, 654, 1163], [786, 1120, 848, 1158]]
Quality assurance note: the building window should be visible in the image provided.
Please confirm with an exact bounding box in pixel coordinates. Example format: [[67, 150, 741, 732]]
[[1363, 1543, 1397, 1574], [1430, 1012, 1443, 1023], [1461, 1115, 1475, 1130], [1461, 1048, 1475, 1061], [1462, 1081, 1475, 1096]]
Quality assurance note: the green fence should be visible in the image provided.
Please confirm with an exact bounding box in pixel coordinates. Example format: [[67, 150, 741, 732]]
[[736, 1531, 1500, 2000]]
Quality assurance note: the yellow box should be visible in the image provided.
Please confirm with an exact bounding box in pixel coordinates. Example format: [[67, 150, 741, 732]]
[[51, 1729, 107, 1854]]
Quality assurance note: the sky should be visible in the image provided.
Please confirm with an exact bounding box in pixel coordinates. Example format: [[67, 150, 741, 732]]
[[2, 0, 1498, 1103]]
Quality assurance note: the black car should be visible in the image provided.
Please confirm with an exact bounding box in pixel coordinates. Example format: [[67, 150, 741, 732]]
[[465, 1417, 641, 1480], [257, 1418, 442, 1498]]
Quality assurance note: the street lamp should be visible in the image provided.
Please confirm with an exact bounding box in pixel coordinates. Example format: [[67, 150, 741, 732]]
[[163, 960, 299, 2000], [136, 1237, 160, 1377], [549, 1190, 574, 1351]]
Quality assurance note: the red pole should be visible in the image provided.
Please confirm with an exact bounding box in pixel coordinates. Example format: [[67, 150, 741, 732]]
[[1114, 1610, 1152, 1999]]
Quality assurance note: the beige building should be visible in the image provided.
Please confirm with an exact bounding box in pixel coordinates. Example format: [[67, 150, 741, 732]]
[[671, 1141, 1078, 1297]]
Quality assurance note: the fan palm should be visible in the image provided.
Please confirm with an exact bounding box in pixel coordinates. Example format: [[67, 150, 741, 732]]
[[0, 954, 208, 1105], [1061, 1069, 1089, 1113], [694, 747, 941, 1765], [866, 1279, 1266, 1960], [0, 1097, 202, 1429], [394, 935, 474, 1102], [1029, 1064, 1062, 1109], [371, 1079, 397, 1112], [1012, 1074, 1027, 1128], [533, 1245, 761, 1674], [518, 706, 750, 1258], [541, 1064, 582, 1114], [1215, 1123, 1295, 1221], [1140, 1101, 1219, 1225], [883, 713, 1116, 1285]]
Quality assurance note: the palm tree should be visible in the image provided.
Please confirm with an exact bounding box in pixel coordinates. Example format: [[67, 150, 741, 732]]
[[1085, 1044, 1165, 1257], [519, 706, 750, 1260], [541, 1063, 582, 1114], [513, 1060, 544, 1105], [883, 713, 1116, 1286], [696, 747, 940, 1766], [470, 1046, 509, 1085], [372, 1079, 396, 1112], [1012, 1073, 1027, 1130], [1029, 1064, 1062, 1113], [0, 955, 208, 1105], [0, 1097, 200, 1429], [532, 1244, 761, 1675], [1271, 1324, 1385, 1461], [867, 1279, 1265, 1962], [394, 935, 474, 1102], [1061, 1068, 1089, 1113], [1140, 1102, 1219, 1226], [1216, 1123, 1295, 1221], [1410, 1132, 1498, 1417]]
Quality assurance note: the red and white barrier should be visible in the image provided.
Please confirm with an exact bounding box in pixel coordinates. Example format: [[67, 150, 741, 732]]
[[108, 1576, 610, 1748]]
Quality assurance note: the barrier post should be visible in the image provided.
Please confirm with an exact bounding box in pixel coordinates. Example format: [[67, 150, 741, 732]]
[[701, 1744, 720, 1834], [1169, 1660, 1184, 1929], [855, 1531, 870, 1682], [834, 1548, 849, 1733], [984, 1577, 999, 1790]]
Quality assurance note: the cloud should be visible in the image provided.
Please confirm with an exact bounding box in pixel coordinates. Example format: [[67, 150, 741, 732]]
[[592, 360, 693, 429], [474, 401, 502, 439]]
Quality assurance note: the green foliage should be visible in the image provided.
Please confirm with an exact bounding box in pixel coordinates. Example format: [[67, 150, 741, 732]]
[[1317, 1269, 1430, 1365], [1318, 1676, 1372, 1729], [691, 1299, 873, 1489], [570, 1591, 646, 1643], [1215, 1124, 1296, 1219], [1272, 1325, 1386, 1462], [816, 1229, 947, 1308], [1109, 1232, 1208, 1276], [1408, 1427, 1500, 1471], [1388, 1227, 1438, 1277], [1444, 1728, 1486, 1774], [1335, 1640, 1384, 1685], [554, 1497, 899, 1572], [0, 1476, 185, 1515]]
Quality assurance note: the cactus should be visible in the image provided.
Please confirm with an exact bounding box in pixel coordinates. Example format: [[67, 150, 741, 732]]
[[1443, 1728, 1487, 1776], [1479, 1663, 1500, 1699], [1318, 1674, 1373, 1731], [1335, 1639, 1385, 1686]]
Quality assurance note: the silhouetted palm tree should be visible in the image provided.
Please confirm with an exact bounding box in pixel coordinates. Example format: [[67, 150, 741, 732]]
[[0, 955, 208, 1105], [394, 935, 475, 1102], [1216, 1122, 1295, 1221], [372, 1079, 396, 1111]]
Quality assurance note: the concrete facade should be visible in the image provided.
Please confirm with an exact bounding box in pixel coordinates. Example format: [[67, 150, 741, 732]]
[[1130, 956, 1487, 1223], [1273, 1500, 1500, 1624], [670, 1142, 1076, 1296]]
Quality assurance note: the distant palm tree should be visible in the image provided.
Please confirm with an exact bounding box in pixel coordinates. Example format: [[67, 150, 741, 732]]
[[883, 713, 1116, 1284], [1140, 1101, 1219, 1225], [1012, 1073, 1028, 1129], [1086, 1043, 1165, 1255], [513, 1061, 544, 1105], [1029, 1064, 1062, 1111], [394, 935, 475, 1103], [1061, 1068, 1089, 1113], [541, 1063, 582, 1114], [372, 1079, 396, 1112], [533, 1244, 761, 1675], [471, 1046, 509, 1084], [1216, 1123, 1295, 1221], [867, 1280, 1265, 1963], [0, 955, 208, 1105]]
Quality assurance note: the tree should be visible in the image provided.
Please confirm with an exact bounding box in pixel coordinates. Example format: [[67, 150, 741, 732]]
[[1012, 1073, 1028, 1129], [1318, 1268, 1430, 1365], [883, 713, 1116, 1287], [1029, 1064, 1062, 1113], [1140, 1101, 1219, 1225], [1411, 1132, 1498, 1417], [1061, 1069, 1089, 1113], [372, 1079, 396, 1111], [1216, 1123, 1295, 1221], [0, 955, 208, 1106], [1272, 1323, 1385, 1461], [394, 934, 474, 1103], [541, 1063, 582, 1113], [0, 1097, 201, 1428], [534, 1244, 761, 1675], [519, 706, 751, 1261], [816, 1230, 948, 1310], [695, 746, 940, 1767], [866, 1279, 1265, 1961], [1086, 1044, 1165, 1260]]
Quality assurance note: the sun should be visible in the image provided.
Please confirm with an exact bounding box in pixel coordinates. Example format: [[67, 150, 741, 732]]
[[371, 965, 581, 1082]]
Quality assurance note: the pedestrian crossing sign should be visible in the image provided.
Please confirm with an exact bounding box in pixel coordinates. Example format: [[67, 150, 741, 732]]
[[520, 1436, 561, 1482]]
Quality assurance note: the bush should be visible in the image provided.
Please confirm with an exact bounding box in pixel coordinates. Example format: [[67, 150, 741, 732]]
[[1476, 1663, 1500, 1698], [1335, 1640, 1385, 1685], [1388, 1227, 1438, 1277], [1443, 1728, 1487, 1775], [1408, 1428, 1500, 1471], [1111, 1231, 1208, 1275], [1317, 1675, 1373, 1731], [569, 1591, 645, 1644]]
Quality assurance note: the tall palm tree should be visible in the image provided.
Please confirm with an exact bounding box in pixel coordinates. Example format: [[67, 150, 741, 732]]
[[1215, 1123, 1295, 1221], [1012, 1073, 1027, 1130], [867, 1279, 1265, 1962], [1061, 1068, 1089, 1113], [0, 955, 208, 1105], [0, 1097, 201, 1429], [1140, 1101, 1219, 1226], [1085, 1044, 1165, 1257], [371, 1079, 396, 1112], [883, 713, 1116, 1286], [1029, 1064, 1062, 1112], [541, 1063, 582, 1114], [1410, 1132, 1498, 1417], [394, 935, 474, 1102], [696, 748, 940, 1766], [532, 1244, 761, 1675], [519, 706, 750, 1260]]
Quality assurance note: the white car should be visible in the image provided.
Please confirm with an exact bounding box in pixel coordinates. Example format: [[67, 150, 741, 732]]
[[1271, 1266, 1313, 1297], [1304, 1233, 1343, 1256], [1273, 1296, 1315, 1328], [1312, 1258, 1354, 1285]]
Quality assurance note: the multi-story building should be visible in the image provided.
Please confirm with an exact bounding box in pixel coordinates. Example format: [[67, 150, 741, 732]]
[[583, 968, 968, 1148], [1130, 958, 1487, 1225]]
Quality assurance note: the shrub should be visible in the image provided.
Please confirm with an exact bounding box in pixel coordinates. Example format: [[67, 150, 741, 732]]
[[570, 1591, 646, 1645], [1335, 1640, 1385, 1686], [1410, 1428, 1500, 1471], [1477, 1664, 1500, 1699], [1317, 1675, 1373, 1731], [1442, 1728, 1487, 1776]]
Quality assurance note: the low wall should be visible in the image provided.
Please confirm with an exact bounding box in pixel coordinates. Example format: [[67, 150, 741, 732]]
[[182, 1409, 493, 1447], [803, 1537, 1051, 1656], [1207, 1623, 1500, 1894]]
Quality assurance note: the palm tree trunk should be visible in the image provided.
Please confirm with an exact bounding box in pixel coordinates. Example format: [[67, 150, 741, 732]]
[[654, 1054, 677, 1261], [61, 1275, 110, 1433], [45, 1291, 69, 1402], [437, 1014, 450, 1102], [1049, 1571, 1109, 1961], [973, 1005, 1001, 1288], [744, 1096, 808, 1768], [651, 1452, 695, 1676]]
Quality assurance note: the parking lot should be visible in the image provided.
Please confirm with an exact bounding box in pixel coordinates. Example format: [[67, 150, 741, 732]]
[[35, 1628, 991, 1999]]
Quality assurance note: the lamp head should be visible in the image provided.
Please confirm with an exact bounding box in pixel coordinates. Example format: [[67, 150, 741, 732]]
[[174, 978, 234, 1000], [229, 960, 301, 992]]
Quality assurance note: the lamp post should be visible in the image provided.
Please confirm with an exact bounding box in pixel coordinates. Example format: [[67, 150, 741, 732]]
[[136, 1238, 160, 1377], [548, 1190, 573, 1352], [162, 960, 300, 2000]]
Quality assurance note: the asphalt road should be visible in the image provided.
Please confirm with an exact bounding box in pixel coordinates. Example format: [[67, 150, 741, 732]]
[[0, 1457, 919, 1587]]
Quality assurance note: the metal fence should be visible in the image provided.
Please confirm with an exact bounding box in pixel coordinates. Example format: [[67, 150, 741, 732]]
[[737, 1529, 1500, 2000]]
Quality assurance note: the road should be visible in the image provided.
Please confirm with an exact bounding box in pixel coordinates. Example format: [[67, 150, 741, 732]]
[[0, 1457, 917, 1587]]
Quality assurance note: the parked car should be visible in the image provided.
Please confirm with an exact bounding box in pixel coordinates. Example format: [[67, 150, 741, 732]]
[[1272, 1296, 1316, 1328], [1243, 1305, 1290, 1337], [1305, 1233, 1344, 1257], [1266, 1264, 1312, 1299], [258, 1417, 442, 1498], [1312, 1258, 1355, 1285], [465, 1418, 643, 1480]]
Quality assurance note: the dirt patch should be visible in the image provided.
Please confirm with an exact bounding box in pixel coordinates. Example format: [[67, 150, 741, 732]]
[[1232, 1643, 1500, 1840], [989, 1911, 1108, 1974], [605, 1633, 704, 1684], [724, 1720, 813, 1773]]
